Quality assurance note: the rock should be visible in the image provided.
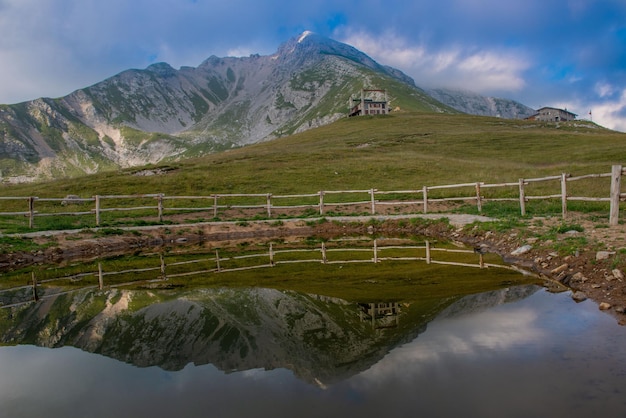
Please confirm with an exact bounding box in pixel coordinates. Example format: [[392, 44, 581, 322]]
[[572, 291, 587, 302], [551, 263, 569, 274], [615, 306, 626, 314], [61, 194, 84, 206], [511, 245, 532, 256], [596, 251, 615, 261], [571, 272, 588, 283], [526, 237, 538, 244], [599, 302, 612, 311], [612, 269, 624, 280]]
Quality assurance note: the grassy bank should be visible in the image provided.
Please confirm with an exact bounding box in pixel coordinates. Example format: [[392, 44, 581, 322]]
[[0, 112, 624, 233], [1, 112, 624, 197]]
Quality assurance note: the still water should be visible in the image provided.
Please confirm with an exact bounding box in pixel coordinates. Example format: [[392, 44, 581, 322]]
[[1, 284, 625, 418]]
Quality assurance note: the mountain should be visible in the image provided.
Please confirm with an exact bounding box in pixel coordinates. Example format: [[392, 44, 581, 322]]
[[0, 31, 450, 183], [427, 88, 536, 119], [0, 285, 538, 385]]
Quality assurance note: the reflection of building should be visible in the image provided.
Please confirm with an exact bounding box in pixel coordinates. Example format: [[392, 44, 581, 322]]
[[526, 106, 577, 122], [349, 89, 389, 117], [359, 302, 401, 328]]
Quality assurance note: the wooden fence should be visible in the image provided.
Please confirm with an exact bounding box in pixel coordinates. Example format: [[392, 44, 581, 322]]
[[1, 165, 624, 230], [0, 239, 519, 309]]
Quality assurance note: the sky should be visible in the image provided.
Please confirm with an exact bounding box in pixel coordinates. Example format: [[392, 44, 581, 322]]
[[0, 0, 625, 131]]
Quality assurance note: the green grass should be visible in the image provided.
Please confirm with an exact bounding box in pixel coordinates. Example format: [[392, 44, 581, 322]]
[[2, 112, 622, 197], [0, 112, 623, 231], [0, 236, 56, 254]]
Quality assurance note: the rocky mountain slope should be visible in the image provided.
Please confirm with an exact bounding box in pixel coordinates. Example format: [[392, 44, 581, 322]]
[[427, 88, 536, 119], [0, 32, 449, 182]]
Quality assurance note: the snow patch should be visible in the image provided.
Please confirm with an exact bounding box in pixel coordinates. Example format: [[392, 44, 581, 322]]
[[298, 31, 313, 43]]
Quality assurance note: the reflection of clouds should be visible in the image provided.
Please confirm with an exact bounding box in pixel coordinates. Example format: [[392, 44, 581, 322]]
[[339, 292, 626, 417], [357, 306, 544, 384], [2, 291, 626, 417]]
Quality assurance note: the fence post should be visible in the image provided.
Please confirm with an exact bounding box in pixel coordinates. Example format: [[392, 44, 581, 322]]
[[157, 194, 164, 222], [561, 173, 568, 219], [215, 249, 221, 272], [319, 191, 325, 215], [373, 239, 378, 263], [213, 195, 219, 218], [27, 196, 35, 228], [425, 240, 431, 264], [475, 182, 482, 213], [98, 262, 104, 290], [610, 165, 623, 227], [321, 242, 328, 264], [422, 186, 428, 214], [160, 254, 166, 280], [266, 193, 272, 218], [269, 243, 275, 266], [94, 195, 101, 226], [518, 179, 526, 216], [31, 272, 38, 301], [370, 189, 376, 215]]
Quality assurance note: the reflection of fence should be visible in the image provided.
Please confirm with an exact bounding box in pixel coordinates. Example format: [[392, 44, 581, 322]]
[[0, 165, 623, 230], [0, 240, 520, 309]]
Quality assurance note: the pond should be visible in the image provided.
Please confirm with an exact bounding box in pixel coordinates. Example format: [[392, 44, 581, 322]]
[[0, 238, 625, 417]]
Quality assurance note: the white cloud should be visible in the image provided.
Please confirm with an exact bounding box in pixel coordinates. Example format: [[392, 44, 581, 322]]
[[595, 82, 617, 98], [352, 306, 543, 386], [588, 89, 626, 132], [226, 47, 256, 58], [337, 29, 530, 94]]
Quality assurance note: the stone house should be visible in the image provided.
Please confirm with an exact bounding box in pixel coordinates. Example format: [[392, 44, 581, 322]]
[[348, 89, 389, 117], [526, 107, 577, 122]]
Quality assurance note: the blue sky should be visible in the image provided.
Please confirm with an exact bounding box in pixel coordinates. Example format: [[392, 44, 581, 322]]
[[1, 0, 625, 131]]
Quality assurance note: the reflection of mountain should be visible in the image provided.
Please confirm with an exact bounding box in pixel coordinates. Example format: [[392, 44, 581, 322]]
[[437, 285, 541, 319], [0, 285, 537, 384]]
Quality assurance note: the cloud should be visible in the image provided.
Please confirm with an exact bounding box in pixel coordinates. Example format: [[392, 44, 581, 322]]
[[337, 29, 530, 93], [588, 89, 626, 132]]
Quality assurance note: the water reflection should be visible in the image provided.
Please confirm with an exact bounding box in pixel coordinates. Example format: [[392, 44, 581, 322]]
[[1, 287, 625, 417], [1, 237, 625, 417]]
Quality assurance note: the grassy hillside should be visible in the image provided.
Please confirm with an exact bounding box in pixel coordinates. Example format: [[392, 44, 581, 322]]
[[1, 112, 624, 198]]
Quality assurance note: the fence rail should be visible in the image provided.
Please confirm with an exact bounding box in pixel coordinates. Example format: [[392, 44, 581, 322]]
[[0, 240, 518, 309], [0, 165, 623, 230]]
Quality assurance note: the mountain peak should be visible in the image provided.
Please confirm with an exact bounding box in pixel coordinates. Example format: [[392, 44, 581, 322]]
[[297, 30, 315, 43], [0, 31, 451, 182]]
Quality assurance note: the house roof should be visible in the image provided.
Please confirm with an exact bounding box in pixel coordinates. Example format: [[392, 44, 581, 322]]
[[537, 106, 577, 117]]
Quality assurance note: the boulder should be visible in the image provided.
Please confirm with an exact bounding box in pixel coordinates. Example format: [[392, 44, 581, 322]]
[[61, 194, 84, 206], [571, 291, 587, 302], [511, 245, 532, 256], [596, 251, 615, 261], [599, 302, 612, 311]]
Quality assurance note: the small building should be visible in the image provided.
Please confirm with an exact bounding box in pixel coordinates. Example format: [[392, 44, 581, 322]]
[[348, 89, 389, 117], [526, 107, 577, 122]]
